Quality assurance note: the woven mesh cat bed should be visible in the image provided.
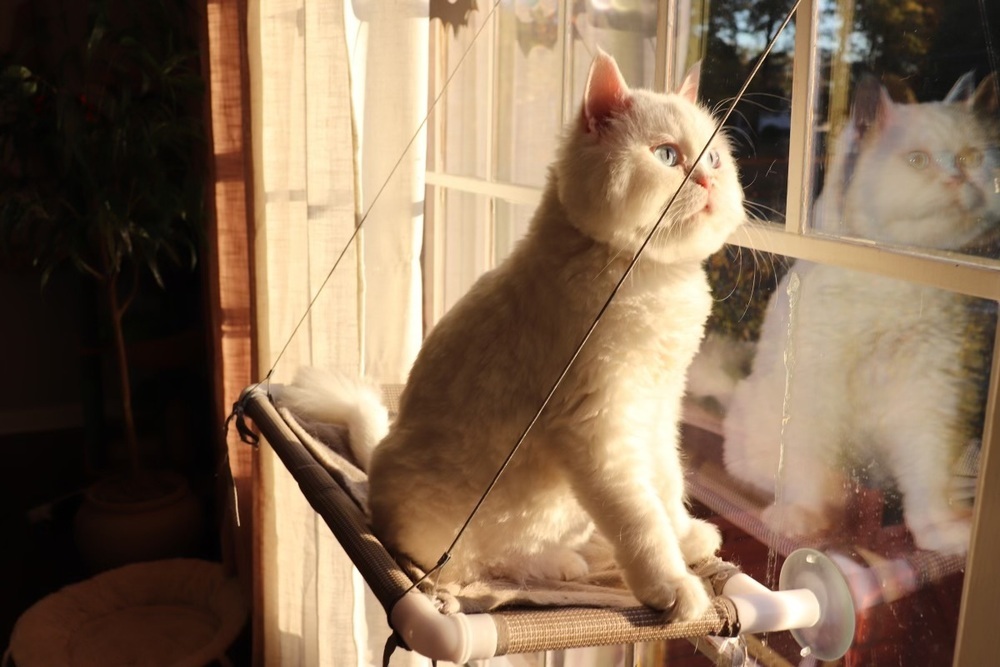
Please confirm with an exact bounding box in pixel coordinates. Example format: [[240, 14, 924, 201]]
[[233, 385, 859, 663]]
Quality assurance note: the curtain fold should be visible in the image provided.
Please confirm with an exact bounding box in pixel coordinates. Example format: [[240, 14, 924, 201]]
[[356, 2, 426, 383], [244, 0, 427, 664]]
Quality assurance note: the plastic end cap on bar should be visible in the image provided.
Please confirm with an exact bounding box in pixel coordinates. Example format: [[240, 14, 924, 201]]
[[779, 548, 856, 662]]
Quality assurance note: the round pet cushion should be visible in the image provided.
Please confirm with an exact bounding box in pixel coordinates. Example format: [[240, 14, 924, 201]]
[[9, 559, 246, 667]]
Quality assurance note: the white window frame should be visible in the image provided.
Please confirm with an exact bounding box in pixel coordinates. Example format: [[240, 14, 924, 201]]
[[423, 1, 1000, 663]]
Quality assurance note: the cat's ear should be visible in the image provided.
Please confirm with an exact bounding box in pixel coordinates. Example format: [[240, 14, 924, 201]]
[[944, 71, 977, 104], [677, 61, 701, 104], [880, 74, 916, 103], [972, 73, 999, 116], [851, 74, 894, 138], [582, 49, 631, 133]]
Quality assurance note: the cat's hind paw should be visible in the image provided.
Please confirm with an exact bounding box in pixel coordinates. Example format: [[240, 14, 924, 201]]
[[681, 518, 722, 565], [527, 546, 590, 581], [761, 502, 828, 537]]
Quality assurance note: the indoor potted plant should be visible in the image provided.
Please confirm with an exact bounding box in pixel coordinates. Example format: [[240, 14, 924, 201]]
[[0, 0, 206, 570]]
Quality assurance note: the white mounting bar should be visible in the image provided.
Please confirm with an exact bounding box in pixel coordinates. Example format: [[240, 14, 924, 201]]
[[389, 548, 856, 663]]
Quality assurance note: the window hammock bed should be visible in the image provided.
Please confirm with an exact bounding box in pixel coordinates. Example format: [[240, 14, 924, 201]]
[[233, 385, 861, 664]]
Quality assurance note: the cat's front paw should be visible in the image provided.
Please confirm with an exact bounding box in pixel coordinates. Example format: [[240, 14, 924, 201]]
[[681, 518, 722, 565], [630, 573, 711, 622], [908, 516, 971, 557], [670, 574, 713, 623], [761, 502, 829, 537]]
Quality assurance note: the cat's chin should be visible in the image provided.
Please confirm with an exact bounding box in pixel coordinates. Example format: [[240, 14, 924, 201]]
[[637, 243, 716, 266], [854, 210, 994, 251], [644, 219, 741, 264]]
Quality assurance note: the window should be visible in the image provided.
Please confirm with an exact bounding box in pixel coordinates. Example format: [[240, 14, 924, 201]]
[[425, 0, 1000, 664]]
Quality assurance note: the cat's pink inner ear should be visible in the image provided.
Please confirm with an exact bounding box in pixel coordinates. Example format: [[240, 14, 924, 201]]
[[852, 75, 893, 136], [677, 61, 701, 104], [973, 73, 999, 115], [583, 50, 630, 132], [875, 87, 896, 127]]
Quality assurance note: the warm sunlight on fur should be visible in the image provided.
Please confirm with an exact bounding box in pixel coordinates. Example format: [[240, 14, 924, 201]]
[[280, 49, 746, 622]]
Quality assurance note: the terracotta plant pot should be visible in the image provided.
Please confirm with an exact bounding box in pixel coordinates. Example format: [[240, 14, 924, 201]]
[[73, 470, 203, 572]]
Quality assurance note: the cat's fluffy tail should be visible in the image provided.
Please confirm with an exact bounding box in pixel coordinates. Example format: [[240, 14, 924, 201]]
[[274, 366, 389, 471]]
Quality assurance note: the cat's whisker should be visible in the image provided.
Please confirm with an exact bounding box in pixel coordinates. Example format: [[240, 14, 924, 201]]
[[743, 200, 785, 225], [709, 94, 778, 117], [710, 98, 731, 117], [741, 171, 761, 191], [725, 125, 755, 153], [714, 262, 742, 304], [722, 92, 792, 114], [730, 226, 779, 303], [711, 105, 747, 130]]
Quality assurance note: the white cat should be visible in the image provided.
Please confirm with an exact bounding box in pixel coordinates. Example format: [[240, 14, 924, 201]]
[[723, 73, 1000, 556], [280, 50, 746, 620]]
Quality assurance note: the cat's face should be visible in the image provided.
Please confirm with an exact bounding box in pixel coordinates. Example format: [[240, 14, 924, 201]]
[[555, 53, 745, 264], [843, 77, 1000, 250]]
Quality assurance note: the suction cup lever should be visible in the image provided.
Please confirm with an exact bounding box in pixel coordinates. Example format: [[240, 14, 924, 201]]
[[778, 548, 856, 661]]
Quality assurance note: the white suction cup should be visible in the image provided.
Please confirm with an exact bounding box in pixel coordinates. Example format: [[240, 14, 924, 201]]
[[779, 548, 856, 661]]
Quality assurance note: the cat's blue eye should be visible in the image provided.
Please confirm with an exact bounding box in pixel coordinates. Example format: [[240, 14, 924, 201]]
[[653, 144, 680, 166], [907, 151, 930, 170], [707, 149, 721, 169]]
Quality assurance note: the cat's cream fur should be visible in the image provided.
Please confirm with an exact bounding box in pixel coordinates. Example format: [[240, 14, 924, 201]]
[[723, 74, 1000, 556], [281, 51, 745, 620]]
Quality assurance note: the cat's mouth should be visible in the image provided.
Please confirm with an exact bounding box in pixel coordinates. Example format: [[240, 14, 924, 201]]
[[696, 190, 714, 214]]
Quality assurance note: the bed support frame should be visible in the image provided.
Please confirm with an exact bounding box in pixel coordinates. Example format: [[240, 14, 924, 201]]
[[234, 386, 857, 663]]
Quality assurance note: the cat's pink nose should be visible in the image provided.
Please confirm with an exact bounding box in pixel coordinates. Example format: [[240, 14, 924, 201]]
[[693, 173, 711, 190]]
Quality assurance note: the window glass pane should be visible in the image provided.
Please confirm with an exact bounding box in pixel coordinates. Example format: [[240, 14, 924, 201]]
[[438, 10, 493, 179], [809, 0, 1000, 258], [685, 251, 995, 663], [494, 199, 535, 264], [676, 0, 797, 224], [569, 0, 659, 101], [495, 3, 564, 188], [438, 189, 492, 313]]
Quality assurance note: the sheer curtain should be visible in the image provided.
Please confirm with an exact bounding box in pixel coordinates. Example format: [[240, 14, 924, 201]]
[[246, 0, 425, 664]]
